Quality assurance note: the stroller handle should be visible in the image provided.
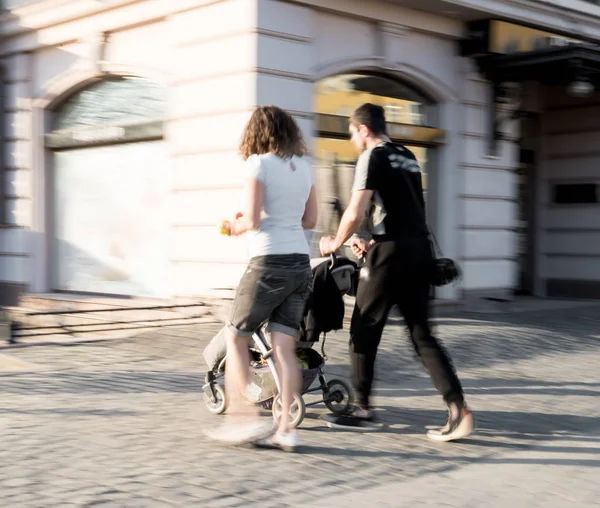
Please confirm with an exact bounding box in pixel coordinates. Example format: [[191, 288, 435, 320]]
[[329, 253, 338, 269]]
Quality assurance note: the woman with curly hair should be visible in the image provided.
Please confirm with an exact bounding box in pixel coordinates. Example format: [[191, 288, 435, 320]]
[[207, 106, 317, 452]]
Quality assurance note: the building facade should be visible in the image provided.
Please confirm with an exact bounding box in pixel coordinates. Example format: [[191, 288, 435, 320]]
[[1, 0, 600, 307]]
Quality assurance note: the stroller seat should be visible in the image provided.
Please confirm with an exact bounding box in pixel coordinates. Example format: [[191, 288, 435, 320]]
[[310, 256, 357, 295]]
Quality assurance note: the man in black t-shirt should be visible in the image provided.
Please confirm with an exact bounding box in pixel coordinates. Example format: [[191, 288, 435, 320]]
[[320, 103, 473, 441]]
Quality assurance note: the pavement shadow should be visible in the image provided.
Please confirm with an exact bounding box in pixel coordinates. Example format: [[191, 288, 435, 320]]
[[296, 443, 600, 468], [378, 305, 600, 372], [372, 406, 600, 441], [301, 405, 600, 440], [296, 407, 600, 468], [374, 378, 600, 399]]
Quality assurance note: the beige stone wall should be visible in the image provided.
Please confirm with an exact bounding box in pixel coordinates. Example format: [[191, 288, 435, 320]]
[[0, 0, 518, 302], [167, 0, 260, 296], [4, 0, 596, 302], [1, 0, 261, 299], [1, 51, 33, 299], [536, 86, 600, 297], [458, 69, 520, 296], [254, 0, 520, 300]]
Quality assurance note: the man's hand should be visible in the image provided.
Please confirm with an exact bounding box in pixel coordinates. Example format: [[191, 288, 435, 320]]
[[350, 237, 372, 259], [319, 235, 338, 256]]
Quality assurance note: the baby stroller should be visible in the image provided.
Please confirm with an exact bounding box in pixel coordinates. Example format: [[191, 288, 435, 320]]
[[202, 254, 358, 428]]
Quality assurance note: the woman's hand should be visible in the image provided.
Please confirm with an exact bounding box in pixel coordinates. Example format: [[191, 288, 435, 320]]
[[229, 212, 243, 236]]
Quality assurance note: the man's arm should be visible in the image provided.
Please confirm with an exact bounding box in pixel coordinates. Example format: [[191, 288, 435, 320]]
[[322, 189, 373, 253], [320, 148, 378, 255]]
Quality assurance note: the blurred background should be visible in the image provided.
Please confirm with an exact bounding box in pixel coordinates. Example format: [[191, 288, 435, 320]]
[[2, 5, 600, 506], [1, 0, 600, 317]]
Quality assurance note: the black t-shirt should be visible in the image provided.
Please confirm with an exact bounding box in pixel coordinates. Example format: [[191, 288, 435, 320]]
[[352, 141, 428, 239]]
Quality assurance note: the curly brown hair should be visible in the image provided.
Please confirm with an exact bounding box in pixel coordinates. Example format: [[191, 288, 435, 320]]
[[239, 105, 307, 160]]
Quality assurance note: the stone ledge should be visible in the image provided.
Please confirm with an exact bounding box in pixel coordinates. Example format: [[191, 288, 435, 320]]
[[3, 292, 221, 344]]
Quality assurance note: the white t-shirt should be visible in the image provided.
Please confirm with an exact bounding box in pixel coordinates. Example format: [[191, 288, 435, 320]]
[[246, 153, 314, 258]]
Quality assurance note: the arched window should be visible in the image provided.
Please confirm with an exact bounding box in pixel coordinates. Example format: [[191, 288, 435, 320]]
[[46, 77, 166, 149], [315, 73, 435, 127], [312, 73, 442, 256], [54, 77, 165, 130]]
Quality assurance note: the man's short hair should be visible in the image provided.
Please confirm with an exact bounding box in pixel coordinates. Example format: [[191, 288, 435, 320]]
[[349, 103, 387, 136]]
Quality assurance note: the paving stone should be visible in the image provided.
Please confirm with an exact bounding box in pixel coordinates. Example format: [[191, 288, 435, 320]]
[[1, 305, 600, 507]]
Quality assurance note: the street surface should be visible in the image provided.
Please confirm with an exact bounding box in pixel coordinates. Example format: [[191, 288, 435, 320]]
[[2, 303, 600, 507]]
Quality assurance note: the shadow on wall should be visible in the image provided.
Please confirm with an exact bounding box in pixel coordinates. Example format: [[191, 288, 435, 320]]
[[51, 237, 168, 298], [1, 6, 83, 305]]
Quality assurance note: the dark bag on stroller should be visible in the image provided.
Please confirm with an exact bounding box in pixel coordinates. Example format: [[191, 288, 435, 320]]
[[299, 256, 358, 343]]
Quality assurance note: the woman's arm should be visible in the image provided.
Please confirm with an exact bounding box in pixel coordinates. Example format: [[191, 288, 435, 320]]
[[231, 177, 264, 236], [302, 185, 318, 230]]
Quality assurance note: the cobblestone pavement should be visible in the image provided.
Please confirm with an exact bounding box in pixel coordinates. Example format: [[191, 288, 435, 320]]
[[2, 304, 600, 507]]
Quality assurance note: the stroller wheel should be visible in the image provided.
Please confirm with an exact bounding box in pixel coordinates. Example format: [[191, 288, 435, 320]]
[[272, 393, 306, 428], [204, 383, 227, 415], [324, 379, 353, 415]]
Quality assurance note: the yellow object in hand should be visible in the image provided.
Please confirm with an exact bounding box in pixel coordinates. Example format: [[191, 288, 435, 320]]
[[218, 220, 231, 236]]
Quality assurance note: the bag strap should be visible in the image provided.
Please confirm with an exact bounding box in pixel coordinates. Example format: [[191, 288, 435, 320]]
[[381, 142, 444, 258]]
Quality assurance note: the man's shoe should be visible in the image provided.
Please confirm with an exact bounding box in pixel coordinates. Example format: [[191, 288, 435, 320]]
[[322, 407, 383, 431], [427, 403, 474, 442]]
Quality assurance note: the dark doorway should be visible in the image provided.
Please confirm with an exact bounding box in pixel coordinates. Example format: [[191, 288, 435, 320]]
[[515, 114, 539, 296]]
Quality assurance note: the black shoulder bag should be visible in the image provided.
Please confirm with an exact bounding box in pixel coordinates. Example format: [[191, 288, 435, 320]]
[[387, 144, 461, 287]]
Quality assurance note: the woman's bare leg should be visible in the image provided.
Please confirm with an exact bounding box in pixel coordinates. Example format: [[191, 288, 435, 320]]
[[271, 330, 301, 435], [224, 327, 260, 425]]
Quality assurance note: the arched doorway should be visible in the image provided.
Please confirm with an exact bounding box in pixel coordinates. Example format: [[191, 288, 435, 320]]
[[312, 72, 443, 257], [45, 76, 170, 297]]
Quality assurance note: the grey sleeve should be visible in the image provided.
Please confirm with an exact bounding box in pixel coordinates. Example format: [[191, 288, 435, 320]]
[[352, 148, 376, 192]]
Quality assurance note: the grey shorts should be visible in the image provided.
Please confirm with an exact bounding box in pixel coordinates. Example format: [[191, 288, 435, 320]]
[[227, 254, 312, 338]]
